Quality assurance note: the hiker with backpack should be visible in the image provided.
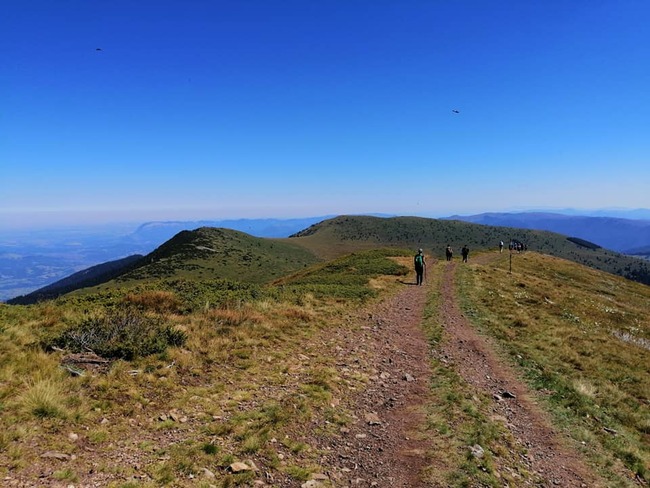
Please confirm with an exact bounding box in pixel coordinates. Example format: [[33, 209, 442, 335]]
[[445, 245, 453, 261], [461, 245, 469, 263], [414, 249, 426, 286]]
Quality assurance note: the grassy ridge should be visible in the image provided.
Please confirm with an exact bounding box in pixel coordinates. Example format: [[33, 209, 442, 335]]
[[456, 252, 650, 484], [290, 215, 650, 285], [119, 227, 320, 284], [18, 216, 650, 305]]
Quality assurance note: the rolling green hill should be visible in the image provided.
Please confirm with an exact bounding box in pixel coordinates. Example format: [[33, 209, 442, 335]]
[[120, 227, 320, 284], [288, 215, 650, 285]]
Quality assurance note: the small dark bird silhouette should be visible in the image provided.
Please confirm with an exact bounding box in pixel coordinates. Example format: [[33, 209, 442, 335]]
[[452, 109, 460, 114], [95, 48, 103, 51]]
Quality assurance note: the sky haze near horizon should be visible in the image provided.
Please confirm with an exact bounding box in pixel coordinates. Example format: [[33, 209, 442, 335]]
[[2, 1, 649, 230]]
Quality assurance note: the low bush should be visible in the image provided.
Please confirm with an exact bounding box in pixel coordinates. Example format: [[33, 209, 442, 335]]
[[45, 309, 186, 360]]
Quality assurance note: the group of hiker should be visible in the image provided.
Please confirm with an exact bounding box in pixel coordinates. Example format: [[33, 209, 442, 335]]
[[413, 243, 471, 285], [445, 244, 470, 262], [416, 240, 527, 284], [498, 240, 527, 253]]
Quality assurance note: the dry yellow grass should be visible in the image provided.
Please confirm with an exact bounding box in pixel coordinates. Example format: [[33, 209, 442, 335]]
[[456, 251, 650, 483]]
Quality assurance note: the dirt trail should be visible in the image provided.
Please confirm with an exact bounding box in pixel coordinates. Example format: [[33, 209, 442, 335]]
[[321, 281, 433, 487], [434, 259, 600, 487], [325, 256, 602, 487]]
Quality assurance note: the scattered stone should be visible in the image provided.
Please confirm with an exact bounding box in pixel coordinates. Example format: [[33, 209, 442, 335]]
[[469, 444, 485, 459], [40, 451, 70, 460], [68, 432, 79, 442], [403, 373, 415, 382], [202, 468, 216, 478], [159, 414, 168, 421], [169, 412, 180, 422], [100, 417, 109, 425], [311, 473, 329, 480], [365, 412, 381, 425], [301, 481, 323, 488], [228, 462, 253, 473]]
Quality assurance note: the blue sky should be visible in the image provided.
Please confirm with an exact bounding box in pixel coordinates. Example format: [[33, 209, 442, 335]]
[[2, 1, 649, 229]]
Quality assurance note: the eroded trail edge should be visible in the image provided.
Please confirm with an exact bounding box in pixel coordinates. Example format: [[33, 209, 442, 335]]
[[439, 261, 600, 487]]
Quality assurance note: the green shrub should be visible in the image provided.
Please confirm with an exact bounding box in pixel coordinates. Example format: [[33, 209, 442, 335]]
[[45, 309, 186, 360]]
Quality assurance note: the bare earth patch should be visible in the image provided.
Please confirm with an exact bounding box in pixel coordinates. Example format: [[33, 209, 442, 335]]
[[318, 280, 433, 486]]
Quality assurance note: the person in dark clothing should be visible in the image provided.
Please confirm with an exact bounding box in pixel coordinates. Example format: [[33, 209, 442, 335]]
[[445, 245, 453, 261], [461, 245, 469, 263], [414, 248, 426, 285]]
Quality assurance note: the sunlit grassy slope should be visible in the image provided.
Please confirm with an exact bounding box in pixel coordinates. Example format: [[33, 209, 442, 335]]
[[456, 251, 649, 483], [118, 226, 320, 284], [17, 215, 650, 305], [0, 249, 411, 486]]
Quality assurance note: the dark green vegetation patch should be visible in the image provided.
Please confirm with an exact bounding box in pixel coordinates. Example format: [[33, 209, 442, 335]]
[[567, 237, 601, 250], [44, 309, 187, 360], [276, 248, 411, 300]]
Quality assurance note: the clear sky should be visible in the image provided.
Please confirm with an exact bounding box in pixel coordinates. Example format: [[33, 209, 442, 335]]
[[2, 1, 649, 229]]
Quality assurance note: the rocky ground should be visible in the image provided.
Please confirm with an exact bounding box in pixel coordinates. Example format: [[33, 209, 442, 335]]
[[315, 278, 433, 487]]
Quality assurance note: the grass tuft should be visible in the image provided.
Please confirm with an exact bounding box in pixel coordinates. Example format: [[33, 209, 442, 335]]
[[20, 378, 67, 419]]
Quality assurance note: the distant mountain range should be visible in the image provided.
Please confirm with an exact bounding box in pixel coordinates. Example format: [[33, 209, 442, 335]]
[[3, 211, 650, 302], [446, 212, 650, 255]]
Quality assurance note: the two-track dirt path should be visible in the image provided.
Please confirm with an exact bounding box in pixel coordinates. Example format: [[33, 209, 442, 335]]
[[437, 259, 599, 487], [324, 256, 601, 487]]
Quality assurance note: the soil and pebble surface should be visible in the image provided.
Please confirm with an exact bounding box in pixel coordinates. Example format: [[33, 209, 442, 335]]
[[315, 258, 600, 487]]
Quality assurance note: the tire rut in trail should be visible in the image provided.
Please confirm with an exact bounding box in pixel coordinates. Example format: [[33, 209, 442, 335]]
[[439, 261, 602, 487], [321, 282, 434, 487]]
